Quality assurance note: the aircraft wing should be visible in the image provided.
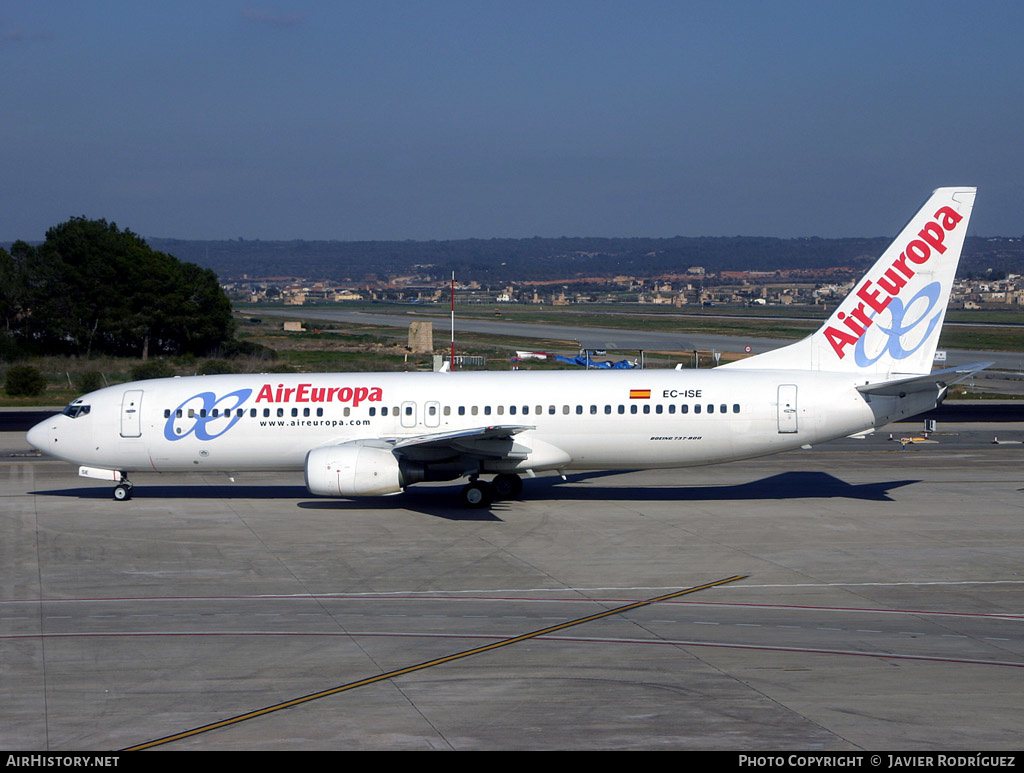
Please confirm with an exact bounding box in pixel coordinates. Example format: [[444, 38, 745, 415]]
[[857, 362, 993, 397], [387, 424, 536, 461]]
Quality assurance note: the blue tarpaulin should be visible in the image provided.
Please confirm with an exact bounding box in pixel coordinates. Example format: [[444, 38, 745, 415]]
[[552, 356, 635, 369]]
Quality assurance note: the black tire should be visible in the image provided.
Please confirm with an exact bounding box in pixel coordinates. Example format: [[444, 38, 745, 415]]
[[113, 484, 131, 501], [461, 480, 493, 509], [492, 473, 523, 500]]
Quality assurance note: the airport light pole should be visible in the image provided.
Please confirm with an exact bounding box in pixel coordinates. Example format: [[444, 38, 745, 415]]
[[450, 271, 455, 371]]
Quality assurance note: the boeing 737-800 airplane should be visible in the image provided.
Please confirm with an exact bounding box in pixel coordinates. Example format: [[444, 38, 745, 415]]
[[27, 188, 989, 507]]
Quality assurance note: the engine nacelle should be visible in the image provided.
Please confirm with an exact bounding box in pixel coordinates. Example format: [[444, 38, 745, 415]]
[[305, 445, 404, 497]]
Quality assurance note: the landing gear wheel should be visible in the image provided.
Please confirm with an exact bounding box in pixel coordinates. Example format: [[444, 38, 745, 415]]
[[113, 483, 132, 501], [461, 480, 494, 509], [492, 473, 523, 500]]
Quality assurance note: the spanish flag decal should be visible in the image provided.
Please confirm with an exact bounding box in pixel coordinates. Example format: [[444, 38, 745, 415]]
[[629, 389, 651, 399]]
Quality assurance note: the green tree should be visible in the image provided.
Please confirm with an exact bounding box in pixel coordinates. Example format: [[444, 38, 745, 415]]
[[5, 365, 47, 396], [0, 247, 18, 331], [74, 371, 104, 393], [13, 218, 234, 358]]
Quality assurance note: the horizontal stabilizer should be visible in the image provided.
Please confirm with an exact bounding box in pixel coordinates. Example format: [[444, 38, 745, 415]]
[[856, 362, 992, 397]]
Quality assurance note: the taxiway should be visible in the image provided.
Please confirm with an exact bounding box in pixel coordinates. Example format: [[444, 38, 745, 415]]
[[2, 422, 1022, 750]]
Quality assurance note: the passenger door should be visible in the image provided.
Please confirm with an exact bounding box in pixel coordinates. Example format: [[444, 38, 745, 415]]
[[120, 390, 143, 438]]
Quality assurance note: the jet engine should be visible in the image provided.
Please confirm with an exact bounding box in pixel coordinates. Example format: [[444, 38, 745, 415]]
[[305, 445, 404, 497]]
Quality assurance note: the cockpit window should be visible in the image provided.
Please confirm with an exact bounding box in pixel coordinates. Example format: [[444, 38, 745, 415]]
[[61, 403, 91, 419]]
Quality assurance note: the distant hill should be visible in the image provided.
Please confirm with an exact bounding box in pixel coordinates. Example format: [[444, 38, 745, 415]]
[[146, 235, 1024, 284], [8, 235, 1021, 284]]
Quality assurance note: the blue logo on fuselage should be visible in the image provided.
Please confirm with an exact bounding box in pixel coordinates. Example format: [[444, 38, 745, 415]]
[[163, 388, 252, 441]]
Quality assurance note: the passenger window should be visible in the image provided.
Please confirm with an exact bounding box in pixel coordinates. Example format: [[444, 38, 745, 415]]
[[263, 408, 270, 417], [250, 409, 256, 417], [317, 408, 323, 417], [655, 405, 663, 414], [694, 405, 701, 414], [497, 406, 504, 415], [429, 405, 437, 416], [668, 405, 676, 414], [618, 405, 625, 414], [643, 405, 650, 414], [164, 409, 170, 418], [535, 406, 542, 415], [443, 406, 451, 416], [459, 406, 466, 416], [681, 404, 688, 414], [188, 409, 195, 418], [590, 405, 597, 414], [344, 407, 351, 417], [381, 407, 388, 416], [303, 408, 310, 417], [630, 405, 637, 414], [510, 405, 517, 415], [707, 404, 714, 414], [484, 406, 492, 416], [562, 405, 569, 415], [471, 406, 479, 415], [604, 405, 611, 414], [277, 408, 284, 417], [720, 404, 727, 414]]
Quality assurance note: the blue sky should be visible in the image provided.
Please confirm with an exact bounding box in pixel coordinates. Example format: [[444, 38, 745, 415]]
[[3, 1, 1022, 240]]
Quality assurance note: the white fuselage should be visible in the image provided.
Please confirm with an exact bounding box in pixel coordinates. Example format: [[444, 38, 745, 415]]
[[24, 187, 975, 503], [27, 368, 930, 478]]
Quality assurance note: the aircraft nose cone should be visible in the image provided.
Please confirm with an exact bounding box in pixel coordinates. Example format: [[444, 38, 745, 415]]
[[26, 418, 53, 452]]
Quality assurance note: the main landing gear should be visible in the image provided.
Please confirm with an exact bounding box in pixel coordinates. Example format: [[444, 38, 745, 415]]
[[460, 473, 523, 509], [491, 473, 523, 499]]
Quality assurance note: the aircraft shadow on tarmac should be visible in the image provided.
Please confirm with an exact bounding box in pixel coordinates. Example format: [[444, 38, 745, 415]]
[[533, 470, 918, 502], [31, 471, 918, 521]]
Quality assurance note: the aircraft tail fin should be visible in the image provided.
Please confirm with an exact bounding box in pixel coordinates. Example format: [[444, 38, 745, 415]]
[[722, 187, 976, 378]]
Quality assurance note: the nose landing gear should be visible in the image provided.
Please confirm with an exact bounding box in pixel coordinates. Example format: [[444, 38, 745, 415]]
[[113, 478, 133, 501]]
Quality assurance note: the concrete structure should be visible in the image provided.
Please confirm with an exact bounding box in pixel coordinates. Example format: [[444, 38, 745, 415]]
[[408, 320, 433, 353]]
